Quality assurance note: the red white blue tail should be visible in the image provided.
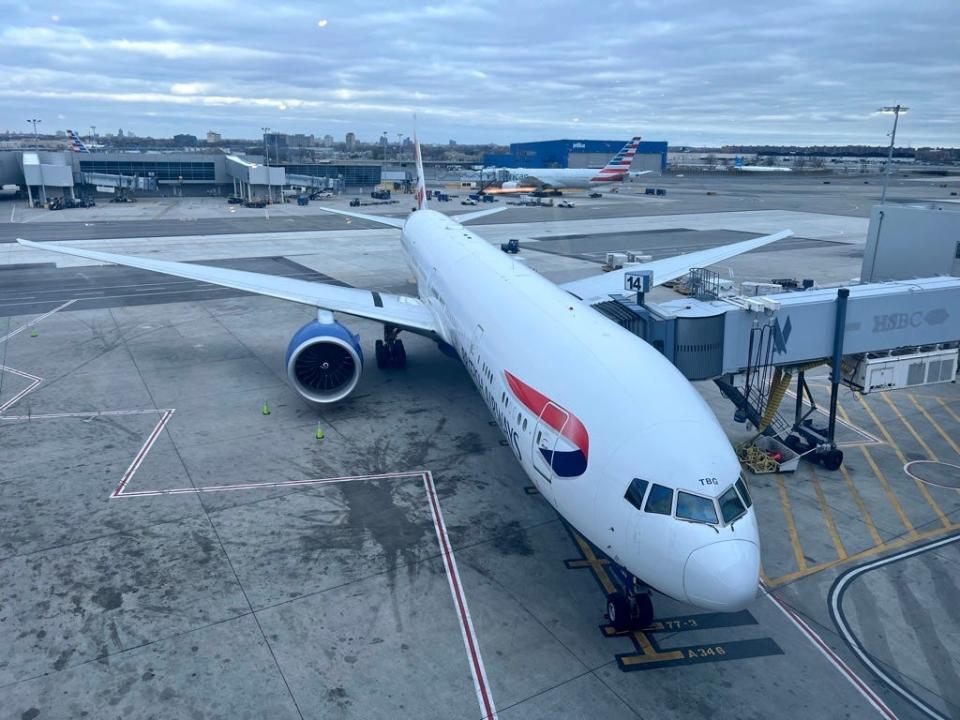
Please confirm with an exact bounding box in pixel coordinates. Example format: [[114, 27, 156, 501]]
[[591, 136, 641, 182], [67, 129, 90, 153]]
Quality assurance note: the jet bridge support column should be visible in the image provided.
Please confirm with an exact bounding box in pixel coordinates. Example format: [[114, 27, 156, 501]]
[[826, 288, 850, 449]]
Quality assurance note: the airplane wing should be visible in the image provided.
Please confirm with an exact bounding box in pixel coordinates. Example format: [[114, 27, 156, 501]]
[[453, 206, 508, 223], [315, 206, 406, 229], [560, 230, 793, 303], [16, 238, 439, 336]]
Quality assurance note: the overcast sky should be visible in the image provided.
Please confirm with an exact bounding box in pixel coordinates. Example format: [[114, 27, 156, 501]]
[[1, 0, 957, 146]]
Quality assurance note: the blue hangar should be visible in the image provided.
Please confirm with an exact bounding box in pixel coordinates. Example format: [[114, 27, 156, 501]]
[[484, 138, 668, 173]]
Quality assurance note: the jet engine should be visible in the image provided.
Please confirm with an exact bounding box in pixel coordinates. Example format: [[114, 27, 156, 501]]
[[501, 181, 520, 190], [285, 320, 363, 404]]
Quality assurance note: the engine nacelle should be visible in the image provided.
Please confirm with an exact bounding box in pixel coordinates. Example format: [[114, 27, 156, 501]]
[[285, 320, 363, 404], [501, 180, 520, 189]]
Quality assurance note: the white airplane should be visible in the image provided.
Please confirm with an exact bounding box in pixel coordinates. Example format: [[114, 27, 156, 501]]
[[18, 132, 791, 630], [498, 136, 652, 192], [734, 157, 791, 173]]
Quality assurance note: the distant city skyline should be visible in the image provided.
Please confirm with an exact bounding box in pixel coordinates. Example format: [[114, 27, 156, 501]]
[[1, 1, 957, 147]]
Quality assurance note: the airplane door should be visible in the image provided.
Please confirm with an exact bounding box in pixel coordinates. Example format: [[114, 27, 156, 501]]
[[531, 403, 567, 505], [469, 324, 484, 365]]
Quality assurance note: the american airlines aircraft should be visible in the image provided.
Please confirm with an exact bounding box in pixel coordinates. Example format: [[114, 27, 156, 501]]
[[66, 129, 91, 153], [18, 133, 790, 630], [498, 136, 651, 192]]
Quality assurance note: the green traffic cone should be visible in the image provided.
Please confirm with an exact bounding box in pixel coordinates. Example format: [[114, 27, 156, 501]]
[[315, 424, 324, 440], [30, 328, 38, 338], [261, 401, 271, 416]]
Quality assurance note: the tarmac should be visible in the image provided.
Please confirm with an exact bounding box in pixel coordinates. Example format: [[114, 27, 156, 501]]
[[0, 173, 958, 719]]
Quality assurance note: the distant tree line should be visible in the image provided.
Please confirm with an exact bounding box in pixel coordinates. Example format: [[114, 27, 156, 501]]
[[700, 145, 960, 162]]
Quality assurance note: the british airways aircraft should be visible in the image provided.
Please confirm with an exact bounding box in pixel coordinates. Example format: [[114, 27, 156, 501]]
[[497, 136, 651, 192], [18, 133, 790, 630]]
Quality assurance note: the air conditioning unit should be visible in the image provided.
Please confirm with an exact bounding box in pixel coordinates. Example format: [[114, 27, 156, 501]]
[[843, 348, 958, 393]]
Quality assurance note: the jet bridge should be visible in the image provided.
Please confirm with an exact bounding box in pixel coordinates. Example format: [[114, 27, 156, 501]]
[[599, 275, 960, 469], [79, 172, 158, 192]]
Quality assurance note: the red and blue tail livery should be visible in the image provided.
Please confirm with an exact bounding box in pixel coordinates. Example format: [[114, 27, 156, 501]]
[[591, 136, 641, 182], [505, 370, 590, 477]]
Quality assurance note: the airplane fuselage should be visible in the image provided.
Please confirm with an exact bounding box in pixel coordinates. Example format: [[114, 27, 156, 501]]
[[401, 209, 760, 612], [506, 167, 625, 189]]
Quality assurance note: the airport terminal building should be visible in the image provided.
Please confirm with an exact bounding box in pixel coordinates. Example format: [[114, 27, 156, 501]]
[[484, 139, 668, 173], [0, 149, 383, 202]]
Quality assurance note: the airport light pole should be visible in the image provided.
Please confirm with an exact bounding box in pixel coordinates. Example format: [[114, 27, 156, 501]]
[[27, 118, 46, 205], [877, 105, 908, 205], [261, 126, 271, 203]]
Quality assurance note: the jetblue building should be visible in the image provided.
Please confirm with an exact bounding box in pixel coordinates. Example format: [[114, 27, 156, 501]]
[[484, 139, 668, 173]]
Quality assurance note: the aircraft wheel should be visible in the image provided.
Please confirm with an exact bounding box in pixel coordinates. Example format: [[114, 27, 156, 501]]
[[606, 592, 631, 632], [632, 593, 654, 630], [392, 339, 407, 369], [375, 340, 386, 369]]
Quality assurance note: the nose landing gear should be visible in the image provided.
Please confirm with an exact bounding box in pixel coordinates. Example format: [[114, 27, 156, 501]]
[[375, 326, 406, 369], [606, 574, 654, 632]]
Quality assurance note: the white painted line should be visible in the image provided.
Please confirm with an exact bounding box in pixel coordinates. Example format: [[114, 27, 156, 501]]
[[0, 298, 78, 345], [424, 471, 498, 720], [903, 460, 960, 490], [784, 387, 884, 447], [0, 408, 171, 421], [0, 365, 43, 413], [110, 409, 175, 497], [114, 469, 425, 498], [764, 586, 898, 719], [115, 467, 500, 719], [829, 534, 960, 720]]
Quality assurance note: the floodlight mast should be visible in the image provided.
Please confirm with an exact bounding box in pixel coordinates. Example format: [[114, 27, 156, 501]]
[[878, 105, 908, 204], [27, 118, 46, 205], [261, 126, 271, 203]]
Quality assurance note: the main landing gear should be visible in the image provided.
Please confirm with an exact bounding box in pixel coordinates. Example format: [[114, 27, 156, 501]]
[[375, 326, 406, 369], [606, 573, 654, 632]]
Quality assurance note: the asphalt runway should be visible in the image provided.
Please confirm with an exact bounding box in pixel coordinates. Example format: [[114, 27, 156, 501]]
[[527, 229, 834, 264], [1, 172, 958, 719], [0, 257, 344, 318]]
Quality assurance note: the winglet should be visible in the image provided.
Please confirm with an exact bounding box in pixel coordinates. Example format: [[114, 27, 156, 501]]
[[413, 121, 428, 211]]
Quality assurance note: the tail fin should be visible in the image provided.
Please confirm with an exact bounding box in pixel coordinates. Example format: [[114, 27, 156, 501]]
[[592, 136, 641, 181], [67, 130, 90, 153], [413, 130, 428, 210]]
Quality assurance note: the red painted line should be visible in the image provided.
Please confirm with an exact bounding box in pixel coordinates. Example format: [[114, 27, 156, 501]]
[[764, 588, 897, 719], [111, 409, 174, 497], [424, 473, 498, 720]]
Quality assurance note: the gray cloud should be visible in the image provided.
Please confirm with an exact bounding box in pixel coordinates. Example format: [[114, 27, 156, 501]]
[[0, 0, 957, 145]]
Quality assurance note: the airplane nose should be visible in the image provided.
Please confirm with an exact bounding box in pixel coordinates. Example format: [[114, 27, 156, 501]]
[[683, 540, 760, 611]]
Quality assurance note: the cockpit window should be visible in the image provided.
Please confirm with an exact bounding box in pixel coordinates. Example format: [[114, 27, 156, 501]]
[[624, 478, 649, 511], [676, 491, 719, 525], [736, 476, 753, 508], [644, 484, 673, 515], [719, 486, 747, 524]]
